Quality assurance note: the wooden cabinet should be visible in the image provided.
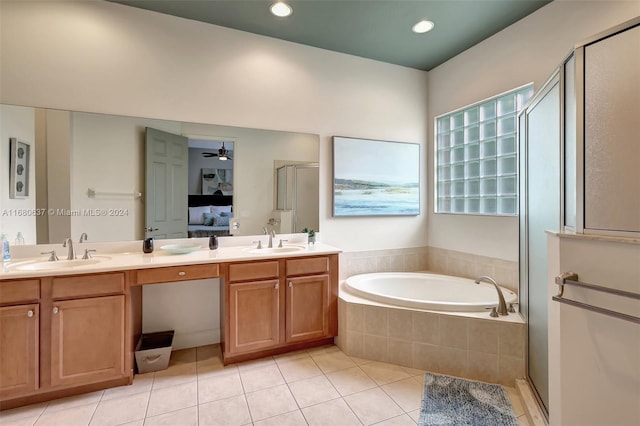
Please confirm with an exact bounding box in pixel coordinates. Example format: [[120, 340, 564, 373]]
[[50, 295, 125, 387], [0, 278, 41, 400], [285, 275, 329, 343], [225, 260, 282, 354], [228, 279, 280, 353], [284, 256, 331, 343], [0, 272, 129, 409], [134, 263, 220, 285], [0, 304, 39, 399], [222, 254, 338, 363]]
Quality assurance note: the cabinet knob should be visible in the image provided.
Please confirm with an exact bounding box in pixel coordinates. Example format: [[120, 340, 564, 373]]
[[27, 310, 34, 318], [275, 283, 279, 289], [53, 307, 59, 314], [178, 271, 186, 276], [288, 281, 293, 288]]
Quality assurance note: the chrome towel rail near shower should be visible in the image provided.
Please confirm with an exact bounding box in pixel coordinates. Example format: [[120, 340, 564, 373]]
[[553, 272, 640, 324]]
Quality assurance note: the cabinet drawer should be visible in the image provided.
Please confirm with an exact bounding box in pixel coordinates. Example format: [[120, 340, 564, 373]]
[[286, 257, 329, 276], [52, 273, 125, 299], [228, 261, 280, 282], [0, 279, 40, 305], [135, 263, 220, 285]]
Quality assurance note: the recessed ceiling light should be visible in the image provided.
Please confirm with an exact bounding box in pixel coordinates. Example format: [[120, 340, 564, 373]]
[[270, 2, 293, 18], [412, 20, 435, 34]]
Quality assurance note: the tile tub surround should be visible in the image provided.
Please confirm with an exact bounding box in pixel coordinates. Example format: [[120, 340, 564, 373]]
[[336, 295, 525, 387], [339, 246, 518, 293]]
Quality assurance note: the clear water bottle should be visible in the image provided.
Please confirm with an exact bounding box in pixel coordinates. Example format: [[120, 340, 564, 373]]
[[1, 234, 10, 262], [15, 232, 25, 245]]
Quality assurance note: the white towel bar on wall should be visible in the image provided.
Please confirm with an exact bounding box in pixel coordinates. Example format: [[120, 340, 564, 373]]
[[87, 188, 143, 199], [553, 272, 640, 324]]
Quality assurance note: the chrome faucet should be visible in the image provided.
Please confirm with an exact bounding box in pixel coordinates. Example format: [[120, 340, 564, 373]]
[[63, 238, 76, 260], [475, 275, 508, 316], [79, 232, 88, 243], [263, 227, 276, 248]]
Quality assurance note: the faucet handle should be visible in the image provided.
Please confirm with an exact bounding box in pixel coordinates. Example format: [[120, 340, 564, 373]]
[[486, 306, 499, 317], [252, 240, 263, 250], [508, 302, 518, 313], [278, 239, 288, 248], [41, 250, 59, 261], [82, 249, 97, 260]]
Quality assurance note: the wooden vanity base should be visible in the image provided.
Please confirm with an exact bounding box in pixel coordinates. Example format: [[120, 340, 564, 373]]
[[222, 337, 335, 365], [1, 252, 339, 410], [0, 376, 131, 411]]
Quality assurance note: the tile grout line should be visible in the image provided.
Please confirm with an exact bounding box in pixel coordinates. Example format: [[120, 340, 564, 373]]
[[140, 371, 154, 424], [236, 357, 255, 425], [31, 402, 49, 425], [85, 390, 104, 426]]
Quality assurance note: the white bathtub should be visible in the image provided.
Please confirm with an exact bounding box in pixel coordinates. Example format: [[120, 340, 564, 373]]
[[343, 272, 517, 312]]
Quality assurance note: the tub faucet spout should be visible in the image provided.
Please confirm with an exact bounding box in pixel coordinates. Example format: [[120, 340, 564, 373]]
[[475, 275, 508, 316]]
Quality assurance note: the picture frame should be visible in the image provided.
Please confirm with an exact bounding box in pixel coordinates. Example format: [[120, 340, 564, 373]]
[[333, 136, 420, 216], [9, 138, 30, 199]]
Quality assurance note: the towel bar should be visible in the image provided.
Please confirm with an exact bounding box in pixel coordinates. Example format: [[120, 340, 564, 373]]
[[553, 272, 640, 324], [87, 188, 143, 199]]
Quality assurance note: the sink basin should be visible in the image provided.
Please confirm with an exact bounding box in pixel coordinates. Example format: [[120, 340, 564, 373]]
[[247, 245, 307, 254], [8, 256, 112, 272]]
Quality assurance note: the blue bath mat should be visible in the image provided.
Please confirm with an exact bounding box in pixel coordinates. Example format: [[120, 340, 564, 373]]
[[418, 372, 518, 426]]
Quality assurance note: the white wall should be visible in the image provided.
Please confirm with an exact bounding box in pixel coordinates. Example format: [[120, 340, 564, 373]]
[[0, 0, 429, 252], [70, 112, 180, 242], [0, 104, 36, 244], [427, 0, 640, 261], [548, 235, 640, 426]]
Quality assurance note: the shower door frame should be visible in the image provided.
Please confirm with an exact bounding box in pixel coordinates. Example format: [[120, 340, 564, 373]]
[[518, 66, 565, 421]]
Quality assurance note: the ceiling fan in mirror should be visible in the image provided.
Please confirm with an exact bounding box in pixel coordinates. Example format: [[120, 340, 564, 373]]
[[202, 142, 232, 160]]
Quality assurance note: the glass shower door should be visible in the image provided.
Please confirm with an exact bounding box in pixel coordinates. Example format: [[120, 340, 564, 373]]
[[519, 71, 561, 416]]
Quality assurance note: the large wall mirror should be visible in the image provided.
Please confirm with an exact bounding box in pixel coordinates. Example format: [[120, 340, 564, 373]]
[[0, 104, 320, 244]]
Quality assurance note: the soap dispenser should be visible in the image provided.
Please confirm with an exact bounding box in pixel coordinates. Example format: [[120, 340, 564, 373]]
[[143, 237, 154, 253]]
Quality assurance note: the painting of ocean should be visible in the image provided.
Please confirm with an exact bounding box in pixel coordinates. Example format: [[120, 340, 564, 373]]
[[333, 137, 420, 216]]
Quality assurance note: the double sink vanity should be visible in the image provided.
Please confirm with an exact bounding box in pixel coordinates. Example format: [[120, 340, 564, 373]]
[[0, 234, 340, 410]]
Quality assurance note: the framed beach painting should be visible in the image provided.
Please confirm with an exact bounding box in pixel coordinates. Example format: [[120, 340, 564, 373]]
[[333, 136, 420, 216]]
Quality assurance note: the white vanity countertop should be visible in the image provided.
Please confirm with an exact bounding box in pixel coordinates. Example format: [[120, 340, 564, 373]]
[[0, 234, 341, 280]]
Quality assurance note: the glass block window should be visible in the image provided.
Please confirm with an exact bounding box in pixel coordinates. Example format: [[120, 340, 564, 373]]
[[435, 84, 534, 215]]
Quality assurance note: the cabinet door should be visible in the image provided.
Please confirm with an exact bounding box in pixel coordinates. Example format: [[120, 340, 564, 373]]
[[51, 295, 125, 388], [286, 275, 329, 343], [228, 280, 280, 354], [0, 304, 39, 399]]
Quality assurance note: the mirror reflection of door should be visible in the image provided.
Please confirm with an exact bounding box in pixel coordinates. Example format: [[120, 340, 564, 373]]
[[145, 127, 188, 239], [275, 163, 319, 233], [294, 164, 319, 233]]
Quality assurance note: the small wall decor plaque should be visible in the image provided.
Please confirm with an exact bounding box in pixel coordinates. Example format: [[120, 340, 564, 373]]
[[9, 138, 30, 199]]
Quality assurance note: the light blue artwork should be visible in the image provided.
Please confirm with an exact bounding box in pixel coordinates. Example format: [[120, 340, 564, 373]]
[[333, 136, 420, 216]]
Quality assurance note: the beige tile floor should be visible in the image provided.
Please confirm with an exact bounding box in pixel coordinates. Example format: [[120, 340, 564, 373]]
[[0, 344, 530, 426]]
